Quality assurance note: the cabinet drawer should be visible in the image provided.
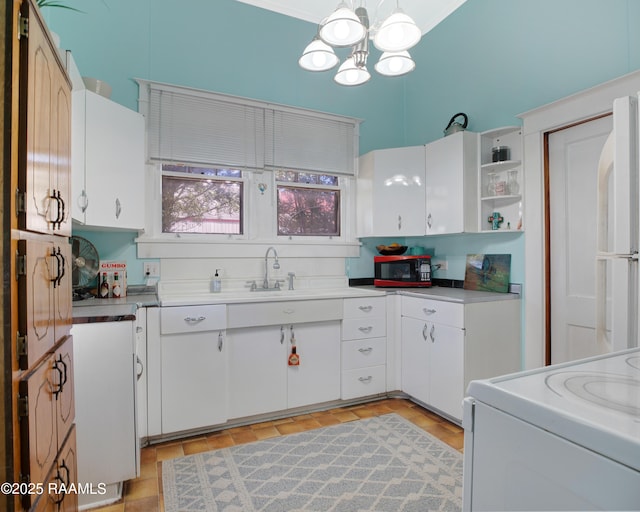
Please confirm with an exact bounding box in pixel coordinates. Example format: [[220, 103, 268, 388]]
[[161, 305, 226, 334], [401, 296, 464, 328], [227, 299, 342, 328], [341, 317, 386, 340], [341, 337, 386, 370], [341, 366, 386, 400], [343, 296, 386, 319]]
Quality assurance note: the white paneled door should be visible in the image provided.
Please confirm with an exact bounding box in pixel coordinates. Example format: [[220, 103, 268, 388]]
[[548, 115, 612, 363]]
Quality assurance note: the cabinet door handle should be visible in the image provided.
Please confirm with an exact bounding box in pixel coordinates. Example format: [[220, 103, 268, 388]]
[[52, 355, 67, 397], [423, 308, 436, 316], [78, 189, 89, 213], [184, 316, 206, 323], [427, 213, 432, 229], [422, 323, 429, 341], [218, 331, 224, 352], [430, 324, 436, 343], [58, 190, 66, 228], [50, 247, 66, 288], [280, 325, 285, 344], [358, 347, 373, 354], [358, 376, 373, 383], [283, 308, 295, 314], [398, 215, 402, 230], [358, 326, 373, 334], [56, 247, 66, 287], [358, 305, 373, 312], [115, 197, 122, 219], [136, 356, 144, 380]]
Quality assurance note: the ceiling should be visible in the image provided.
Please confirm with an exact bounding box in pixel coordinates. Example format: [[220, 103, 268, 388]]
[[235, 0, 468, 36]]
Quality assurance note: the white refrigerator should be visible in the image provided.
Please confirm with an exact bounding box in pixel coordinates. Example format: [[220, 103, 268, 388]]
[[595, 94, 640, 353]]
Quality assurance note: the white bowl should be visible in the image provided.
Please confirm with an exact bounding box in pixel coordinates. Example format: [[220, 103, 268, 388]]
[[82, 77, 112, 99]]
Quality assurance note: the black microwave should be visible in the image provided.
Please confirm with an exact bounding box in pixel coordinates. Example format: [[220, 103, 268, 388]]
[[374, 255, 432, 287]]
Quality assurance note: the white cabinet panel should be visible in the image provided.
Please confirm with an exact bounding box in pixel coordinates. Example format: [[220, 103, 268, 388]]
[[160, 304, 226, 334], [161, 329, 227, 433], [357, 146, 426, 237], [401, 296, 464, 328], [342, 317, 386, 340], [228, 320, 341, 419], [341, 337, 386, 370], [227, 325, 287, 419], [428, 322, 464, 419], [72, 90, 144, 230], [401, 316, 430, 405], [341, 365, 386, 400], [73, 321, 137, 486], [425, 131, 478, 234], [343, 296, 386, 319], [287, 321, 341, 409], [227, 299, 342, 328]]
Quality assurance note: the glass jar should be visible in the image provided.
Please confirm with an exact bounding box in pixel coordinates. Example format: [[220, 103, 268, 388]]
[[507, 170, 519, 195], [486, 173, 498, 197]]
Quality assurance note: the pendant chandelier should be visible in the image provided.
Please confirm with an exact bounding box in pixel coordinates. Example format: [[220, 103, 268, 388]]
[[298, 1, 421, 86]]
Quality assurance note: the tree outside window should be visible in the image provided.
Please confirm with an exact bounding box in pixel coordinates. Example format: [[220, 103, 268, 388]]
[[276, 171, 340, 236], [161, 165, 243, 234]]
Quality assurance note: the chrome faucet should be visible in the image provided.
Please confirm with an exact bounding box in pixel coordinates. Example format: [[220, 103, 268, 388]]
[[263, 246, 280, 289]]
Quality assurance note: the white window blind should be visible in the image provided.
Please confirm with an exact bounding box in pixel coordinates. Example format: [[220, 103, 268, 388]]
[[147, 85, 265, 170], [139, 80, 359, 175], [265, 110, 356, 175]]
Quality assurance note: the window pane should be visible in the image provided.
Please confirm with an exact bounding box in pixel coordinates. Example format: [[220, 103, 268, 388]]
[[162, 176, 243, 234], [275, 170, 338, 186], [163, 164, 241, 178], [277, 185, 339, 236]]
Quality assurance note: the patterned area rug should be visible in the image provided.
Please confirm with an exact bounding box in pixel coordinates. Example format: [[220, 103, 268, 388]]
[[162, 413, 463, 512]]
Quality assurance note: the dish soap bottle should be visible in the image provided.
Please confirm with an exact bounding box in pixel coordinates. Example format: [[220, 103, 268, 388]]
[[210, 269, 222, 293]]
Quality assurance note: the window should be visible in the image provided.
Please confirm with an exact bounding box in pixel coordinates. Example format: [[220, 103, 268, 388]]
[[161, 164, 244, 234], [276, 171, 340, 236]]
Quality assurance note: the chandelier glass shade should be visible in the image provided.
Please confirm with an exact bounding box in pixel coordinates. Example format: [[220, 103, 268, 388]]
[[334, 56, 371, 86], [374, 50, 415, 76], [373, 9, 422, 52], [299, 37, 340, 71], [319, 3, 367, 47], [300, 1, 421, 86]]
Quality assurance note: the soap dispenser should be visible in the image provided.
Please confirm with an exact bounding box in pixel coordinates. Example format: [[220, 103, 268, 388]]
[[211, 269, 222, 293]]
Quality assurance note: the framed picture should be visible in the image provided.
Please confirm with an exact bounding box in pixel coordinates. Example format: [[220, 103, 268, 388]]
[[463, 254, 511, 292]]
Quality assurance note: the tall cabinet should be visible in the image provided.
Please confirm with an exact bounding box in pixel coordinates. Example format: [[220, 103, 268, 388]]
[[10, 1, 77, 510]]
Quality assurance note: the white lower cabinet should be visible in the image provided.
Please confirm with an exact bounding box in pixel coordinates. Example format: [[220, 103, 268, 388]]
[[401, 295, 520, 423], [158, 305, 227, 434], [228, 321, 341, 419], [72, 320, 137, 505], [341, 297, 387, 400], [227, 325, 287, 419]]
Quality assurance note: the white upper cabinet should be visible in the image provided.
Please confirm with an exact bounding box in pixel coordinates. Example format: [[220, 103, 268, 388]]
[[477, 126, 523, 232], [425, 131, 478, 235], [72, 89, 145, 230], [357, 133, 479, 238], [357, 145, 426, 237]]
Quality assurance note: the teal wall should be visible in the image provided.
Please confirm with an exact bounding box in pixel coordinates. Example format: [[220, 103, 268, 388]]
[[47, 0, 640, 284]]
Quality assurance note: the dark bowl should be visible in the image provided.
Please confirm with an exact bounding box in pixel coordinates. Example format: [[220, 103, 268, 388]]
[[376, 245, 408, 256]]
